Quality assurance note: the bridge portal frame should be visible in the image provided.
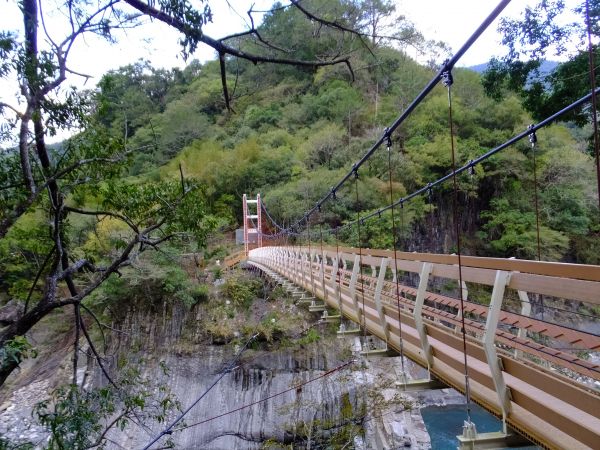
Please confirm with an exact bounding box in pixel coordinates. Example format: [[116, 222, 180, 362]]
[[242, 193, 262, 256]]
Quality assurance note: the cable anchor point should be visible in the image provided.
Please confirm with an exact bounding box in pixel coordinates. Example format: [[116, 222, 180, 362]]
[[384, 127, 392, 150], [528, 124, 537, 148], [468, 160, 475, 177], [331, 187, 337, 200], [441, 59, 454, 87], [352, 164, 359, 179]]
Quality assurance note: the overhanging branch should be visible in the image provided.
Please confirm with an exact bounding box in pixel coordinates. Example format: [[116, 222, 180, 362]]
[[124, 0, 354, 80]]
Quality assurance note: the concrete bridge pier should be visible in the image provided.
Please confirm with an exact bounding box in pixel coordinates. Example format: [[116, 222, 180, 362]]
[[336, 319, 363, 336], [457, 421, 530, 450]]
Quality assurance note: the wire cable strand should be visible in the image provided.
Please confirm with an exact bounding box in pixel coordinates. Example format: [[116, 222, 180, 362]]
[[385, 131, 407, 378], [445, 73, 473, 422], [173, 360, 356, 432], [354, 171, 368, 348], [528, 126, 545, 320], [141, 333, 259, 450]]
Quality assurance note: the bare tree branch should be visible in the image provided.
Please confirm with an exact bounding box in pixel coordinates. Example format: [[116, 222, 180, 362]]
[[289, 0, 375, 58], [80, 303, 108, 354], [0, 102, 24, 118], [79, 313, 116, 387], [122, 0, 355, 78], [85, 412, 129, 449], [72, 303, 81, 385], [64, 206, 139, 233]]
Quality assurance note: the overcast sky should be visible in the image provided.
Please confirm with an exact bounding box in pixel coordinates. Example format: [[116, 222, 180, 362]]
[[0, 0, 586, 106], [0, 1, 543, 84]]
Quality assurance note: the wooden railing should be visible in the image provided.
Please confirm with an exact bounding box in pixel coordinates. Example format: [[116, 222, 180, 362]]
[[249, 245, 600, 450]]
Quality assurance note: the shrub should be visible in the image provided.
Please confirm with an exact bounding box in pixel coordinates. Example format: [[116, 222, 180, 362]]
[[191, 284, 210, 303], [221, 275, 262, 309]]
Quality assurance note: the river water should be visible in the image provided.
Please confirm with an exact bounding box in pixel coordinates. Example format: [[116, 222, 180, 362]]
[[421, 404, 539, 450]]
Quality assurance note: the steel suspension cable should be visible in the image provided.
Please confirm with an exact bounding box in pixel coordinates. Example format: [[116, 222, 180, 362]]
[[444, 68, 473, 422], [354, 170, 368, 349], [331, 87, 600, 238], [261, 86, 600, 242], [385, 131, 407, 378], [528, 126, 545, 320], [257, 5, 598, 243], [585, 0, 600, 214], [257, 0, 512, 236], [352, 170, 374, 434]]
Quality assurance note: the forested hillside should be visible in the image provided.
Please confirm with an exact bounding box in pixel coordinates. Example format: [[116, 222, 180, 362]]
[[93, 45, 597, 264]]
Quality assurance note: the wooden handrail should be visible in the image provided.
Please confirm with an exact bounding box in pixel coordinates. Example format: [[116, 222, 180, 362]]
[[294, 244, 600, 282], [281, 245, 600, 305]]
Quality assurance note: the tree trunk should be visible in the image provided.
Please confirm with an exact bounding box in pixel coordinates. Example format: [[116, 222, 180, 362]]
[[0, 301, 58, 386]]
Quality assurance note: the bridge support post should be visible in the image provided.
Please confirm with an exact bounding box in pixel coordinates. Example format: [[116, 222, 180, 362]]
[[483, 270, 512, 433], [332, 255, 343, 317], [457, 420, 529, 450], [515, 290, 531, 359], [301, 250, 310, 290], [294, 249, 301, 284], [281, 249, 287, 277], [374, 257, 391, 342], [414, 263, 433, 369], [348, 254, 362, 324], [279, 248, 285, 272], [452, 281, 468, 333], [300, 250, 307, 289], [315, 254, 325, 300], [310, 251, 317, 294], [288, 249, 295, 280], [289, 249, 295, 282]]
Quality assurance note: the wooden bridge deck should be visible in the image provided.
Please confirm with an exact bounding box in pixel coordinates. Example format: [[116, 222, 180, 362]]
[[247, 245, 600, 450]]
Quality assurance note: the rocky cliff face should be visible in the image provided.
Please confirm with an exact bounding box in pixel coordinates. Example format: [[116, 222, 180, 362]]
[[99, 334, 451, 449], [0, 270, 466, 449]]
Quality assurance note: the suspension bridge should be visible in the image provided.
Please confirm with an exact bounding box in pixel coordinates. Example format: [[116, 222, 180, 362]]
[[244, 244, 600, 449], [143, 0, 600, 448], [233, 0, 600, 447]]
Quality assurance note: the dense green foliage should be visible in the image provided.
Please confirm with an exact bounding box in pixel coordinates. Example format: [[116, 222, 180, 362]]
[[92, 30, 598, 262], [482, 0, 599, 149]]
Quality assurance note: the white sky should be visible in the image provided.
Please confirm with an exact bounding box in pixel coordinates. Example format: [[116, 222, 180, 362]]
[[0, 0, 585, 119], [0, 1, 547, 87]]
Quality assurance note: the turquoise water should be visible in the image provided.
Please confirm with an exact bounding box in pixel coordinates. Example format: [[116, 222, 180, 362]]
[[421, 404, 538, 449]]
